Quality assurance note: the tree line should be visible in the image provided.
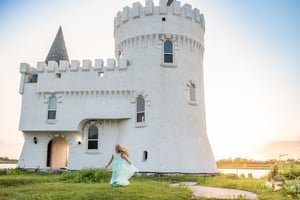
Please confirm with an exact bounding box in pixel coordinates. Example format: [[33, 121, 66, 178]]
[[0, 157, 18, 162], [217, 157, 300, 165]]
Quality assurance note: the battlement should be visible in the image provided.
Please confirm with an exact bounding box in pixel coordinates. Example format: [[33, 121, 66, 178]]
[[19, 58, 131, 94], [114, 0, 205, 31], [20, 58, 129, 75]]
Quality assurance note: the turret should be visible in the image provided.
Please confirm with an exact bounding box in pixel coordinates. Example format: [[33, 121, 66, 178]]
[[45, 26, 69, 64], [111, 0, 216, 173]]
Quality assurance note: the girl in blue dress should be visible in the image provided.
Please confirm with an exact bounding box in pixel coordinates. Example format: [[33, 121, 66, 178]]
[[105, 144, 138, 186]]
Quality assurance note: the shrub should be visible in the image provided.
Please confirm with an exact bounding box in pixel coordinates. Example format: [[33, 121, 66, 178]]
[[60, 168, 111, 183], [247, 173, 253, 179], [0, 168, 40, 175], [268, 163, 279, 181]]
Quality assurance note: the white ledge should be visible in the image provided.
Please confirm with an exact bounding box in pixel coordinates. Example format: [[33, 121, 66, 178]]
[[188, 101, 197, 106], [45, 119, 58, 124], [160, 63, 177, 68]]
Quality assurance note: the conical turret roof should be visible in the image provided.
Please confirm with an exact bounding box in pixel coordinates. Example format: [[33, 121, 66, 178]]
[[167, 0, 174, 6], [45, 26, 69, 64]]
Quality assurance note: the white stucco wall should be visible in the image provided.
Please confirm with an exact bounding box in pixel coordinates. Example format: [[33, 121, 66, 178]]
[[18, 0, 217, 173]]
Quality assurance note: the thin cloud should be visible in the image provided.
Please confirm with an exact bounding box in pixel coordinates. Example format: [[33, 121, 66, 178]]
[[258, 139, 300, 159]]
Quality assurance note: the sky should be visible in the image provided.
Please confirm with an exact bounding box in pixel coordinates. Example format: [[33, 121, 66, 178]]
[[0, 0, 299, 161]]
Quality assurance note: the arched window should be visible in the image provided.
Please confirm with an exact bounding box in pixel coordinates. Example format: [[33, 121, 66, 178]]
[[136, 96, 145, 123], [88, 125, 98, 149], [164, 40, 173, 63], [48, 96, 57, 120]]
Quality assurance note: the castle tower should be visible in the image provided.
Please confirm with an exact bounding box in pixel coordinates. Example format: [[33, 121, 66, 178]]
[[113, 0, 216, 173], [17, 0, 216, 173]]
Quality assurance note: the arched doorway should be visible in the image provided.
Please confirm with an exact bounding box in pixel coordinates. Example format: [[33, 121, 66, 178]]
[[46, 137, 68, 169]]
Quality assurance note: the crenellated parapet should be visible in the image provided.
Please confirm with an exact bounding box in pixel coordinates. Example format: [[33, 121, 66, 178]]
[[19, 58, 130, 94], [114, 0, 205, 31], [20, 58, 129, 75], [114, 0, 205, 47]]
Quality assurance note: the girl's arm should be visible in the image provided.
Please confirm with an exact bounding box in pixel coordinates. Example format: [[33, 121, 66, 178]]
[[105, 155, 114, 168], [121, 153, 131, 165]]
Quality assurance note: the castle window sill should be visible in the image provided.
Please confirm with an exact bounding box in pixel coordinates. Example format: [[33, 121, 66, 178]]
[[188, 101, 198, 106], [45, 119, 57, 124], [135, 122, 147, 128], [160, 63, 177, 68], [85, 150, 101, 154]]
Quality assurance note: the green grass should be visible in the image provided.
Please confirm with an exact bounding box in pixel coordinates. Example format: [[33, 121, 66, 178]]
[[0, 180, 190, 200], [0, 168, 297, 200], [0, 169, 191, 200]]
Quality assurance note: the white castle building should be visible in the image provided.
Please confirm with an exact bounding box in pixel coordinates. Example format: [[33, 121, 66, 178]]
[[18, 0, 217, 173]]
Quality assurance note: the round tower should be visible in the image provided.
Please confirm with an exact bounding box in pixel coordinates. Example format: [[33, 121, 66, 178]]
[[114, 0, 217, 173]]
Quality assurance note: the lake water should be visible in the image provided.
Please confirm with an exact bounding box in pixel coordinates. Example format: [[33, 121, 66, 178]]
[[219, 168, 270, 178]]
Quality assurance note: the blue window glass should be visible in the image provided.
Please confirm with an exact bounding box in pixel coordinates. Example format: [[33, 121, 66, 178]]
[[164, 40, 173, 63], [164, 40, 173, 53], [48, 96, 57, 119], [88, 125, 98, 149], [137, 96, 145, 123]]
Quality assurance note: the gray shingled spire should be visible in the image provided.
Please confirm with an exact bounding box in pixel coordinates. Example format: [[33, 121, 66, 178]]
[[167, 0, 174, 6], [45, 26, 69, 64]]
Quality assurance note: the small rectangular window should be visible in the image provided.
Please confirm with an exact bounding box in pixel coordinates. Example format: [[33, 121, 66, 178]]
[[164, 54, 173, 63], [48, 111, 56, 119], [55, 73, 61, 78], [98, 72, 104, 77], [137, 113, 145, 122], [28, 74, 38, 83], [88, 141, 98, 149]]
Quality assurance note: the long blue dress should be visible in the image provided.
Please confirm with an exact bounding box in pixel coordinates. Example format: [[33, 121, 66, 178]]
[[110, 153, 138, 186]]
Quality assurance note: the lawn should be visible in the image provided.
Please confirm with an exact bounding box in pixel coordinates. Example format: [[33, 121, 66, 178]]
[[0, 168, 298, 200], [0, 169, 190, 200]]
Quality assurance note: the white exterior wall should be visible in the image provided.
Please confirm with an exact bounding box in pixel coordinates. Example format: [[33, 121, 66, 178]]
[[18, 0, 217, 173], [19, 61, 134, 131], [113, 0, 216, 173]]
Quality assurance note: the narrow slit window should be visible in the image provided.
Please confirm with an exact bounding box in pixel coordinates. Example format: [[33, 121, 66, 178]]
[[46, 140, 53, 167], [48, 96, 57, 120], [136, 96, 145, 123], [88, 125, 98, 150], [190, 83, 196, 102], [143, 151, 148, 161], [164, 40, 173, 63]]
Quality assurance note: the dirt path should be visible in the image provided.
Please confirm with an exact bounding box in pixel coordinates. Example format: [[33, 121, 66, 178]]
[[172, 182, 258, 199]]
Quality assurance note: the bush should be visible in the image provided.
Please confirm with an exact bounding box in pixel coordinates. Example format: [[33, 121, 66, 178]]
[[0, 169, 7, 175], [268, 163, 279, 181], [0, 168, 40, 176], [282, 178, 300, 198], [281, 163, 300, 179], [60, 168, 111, 183]]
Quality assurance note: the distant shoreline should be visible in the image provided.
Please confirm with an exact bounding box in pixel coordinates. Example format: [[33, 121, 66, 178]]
[[217, 163, 271, 170], [0, 161, 18, 164]]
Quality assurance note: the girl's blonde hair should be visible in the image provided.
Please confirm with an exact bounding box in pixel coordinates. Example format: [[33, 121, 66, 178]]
[[115, 144, 130, 157]]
